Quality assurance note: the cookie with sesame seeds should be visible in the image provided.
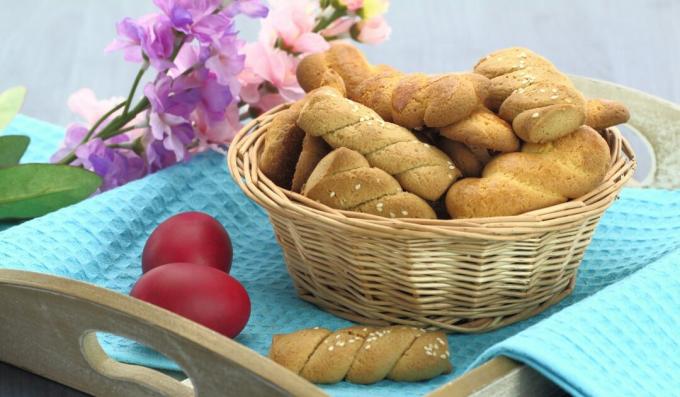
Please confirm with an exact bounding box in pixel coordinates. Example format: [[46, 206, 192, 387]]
[[485, 65, 573, 111], [269, 327, 331, 375], [269, 326, 453, 384], [297, 94, 458, 201], [302, 148, 436, 219], [473, 47, 555, 79], [439, 107, 520, 152], [513, 103, 586, 143]]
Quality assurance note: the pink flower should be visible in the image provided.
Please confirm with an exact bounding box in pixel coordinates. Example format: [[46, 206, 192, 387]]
[[355, 15, 391, 44], [259, 0, 329, 53], [240, 41, 304, 108], [340, 0, 364, 11], [193, 102, 242, 145], [320, 17, 355, 37]]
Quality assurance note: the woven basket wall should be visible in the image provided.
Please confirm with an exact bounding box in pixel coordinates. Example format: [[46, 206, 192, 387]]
[[227, 104, 636, 333]]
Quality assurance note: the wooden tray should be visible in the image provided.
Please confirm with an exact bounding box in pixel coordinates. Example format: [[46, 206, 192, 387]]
[[0, 76, 677, 396]]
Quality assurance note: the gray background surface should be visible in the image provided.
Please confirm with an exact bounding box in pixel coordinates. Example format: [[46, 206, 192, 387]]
[[1, 0, 678, 127], [0, 0, 678, 395]]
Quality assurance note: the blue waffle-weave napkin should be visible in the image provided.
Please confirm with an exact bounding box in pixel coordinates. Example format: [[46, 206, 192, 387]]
[[0, 115, 678, 396]]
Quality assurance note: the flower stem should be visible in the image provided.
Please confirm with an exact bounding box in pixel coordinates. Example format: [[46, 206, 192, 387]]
[[123, 61, 149, 116], [86, 101, 126, 142]]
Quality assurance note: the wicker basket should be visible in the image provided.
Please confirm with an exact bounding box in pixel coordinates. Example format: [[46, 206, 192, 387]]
[[227, 104, 636, 333]]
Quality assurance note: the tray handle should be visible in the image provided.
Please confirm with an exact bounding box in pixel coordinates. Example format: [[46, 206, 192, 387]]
[[569, 74, 680, 188], [0, 269, 326, 397]]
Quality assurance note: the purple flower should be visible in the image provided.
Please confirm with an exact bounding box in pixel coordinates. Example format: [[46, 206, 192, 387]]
[[144, 75, 200, 161], [141, 16, 176, 71], [205, 34, 245, 90], [145, 138, 181, 172], [224, 0, 269, 18], [105, 17, 146, 62], [144, 75, 201, 118], [74, 138, 146, 191], [51, 123, 88, 164], [153, 0, 221, 35], [148, 112, 194, 161], [106, 14, 176, 71]]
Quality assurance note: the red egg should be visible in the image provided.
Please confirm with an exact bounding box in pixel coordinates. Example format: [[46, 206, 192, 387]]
[[142, 211, 232, 273], [130, 263, 250, 338]]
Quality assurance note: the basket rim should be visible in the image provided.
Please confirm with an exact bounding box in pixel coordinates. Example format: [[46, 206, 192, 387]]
[[227, 103, 637, 240]]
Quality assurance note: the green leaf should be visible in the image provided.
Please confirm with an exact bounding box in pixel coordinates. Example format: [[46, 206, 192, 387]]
[[0, 164, 102, 220], [0, 135, 30, 167], [0, 86, 27, 131]]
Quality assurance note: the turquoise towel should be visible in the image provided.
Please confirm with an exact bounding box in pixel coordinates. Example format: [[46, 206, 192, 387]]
[[1, 115, 678, 396]]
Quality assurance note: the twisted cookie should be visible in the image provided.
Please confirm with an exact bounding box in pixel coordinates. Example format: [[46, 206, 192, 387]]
[[446, 126, 611, 218], [302, 148, 436, 219], [297, 42, 487, 129], [269, 326, 452, 384], [297, 89, 460, 201], [474, 47, 587, 144]]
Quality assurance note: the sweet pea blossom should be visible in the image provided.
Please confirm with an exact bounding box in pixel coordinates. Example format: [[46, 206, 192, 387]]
[[76, 138, 146, 191], [320, 17, 355, 37], [106, 14, 176, 70], [239, 41, 304, 112], [225, 0, 269, 18], [259, 0, 329, 53], [144, 75, 200, 161], [355, 15, 391, 44]]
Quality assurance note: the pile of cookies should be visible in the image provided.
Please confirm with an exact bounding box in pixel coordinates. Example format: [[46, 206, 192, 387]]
[[259, 44, 630, 219]]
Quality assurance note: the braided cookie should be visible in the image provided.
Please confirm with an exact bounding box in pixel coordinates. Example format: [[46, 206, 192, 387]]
[[259, 87, 342, 189], [302, 148, 436, 219], [269, 326, 452, 384], [474, 47, 588, 144], [446, 126, 611, 218], [297, 90, 460, 201], [297, 42, 485, 129]]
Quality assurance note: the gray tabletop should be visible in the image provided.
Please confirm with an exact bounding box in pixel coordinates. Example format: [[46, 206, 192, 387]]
[[1, 0, 678, 396]]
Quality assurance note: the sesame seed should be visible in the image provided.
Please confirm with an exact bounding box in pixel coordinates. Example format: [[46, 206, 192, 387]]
[[448, 165, 455, 170], [448, 174, 454, 178], [550, 95, 559, 100], [565, 98, 573, 103], [540, 88, 546, 93], [436, 337, 445, 345], [349, 339, 356, 343], [367, 121, 373, 126], [328, 346, 334, 351], [389, 212, 396, 218], [362, 328, 368, 332], [335, 335, 341, 339], [338, 342, 345, 347], [531, 112, 540, 118], [440, 354, 447, 359], [518, 88, 525, 94], [365, 345, 371, 350], [313, 326, 320, 329], [329, 191, 336, 197], [401, 210, 408, 216], [552, 88, 558, 93], [423, 143, 430, 148], [355, 183, 361, 190]]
